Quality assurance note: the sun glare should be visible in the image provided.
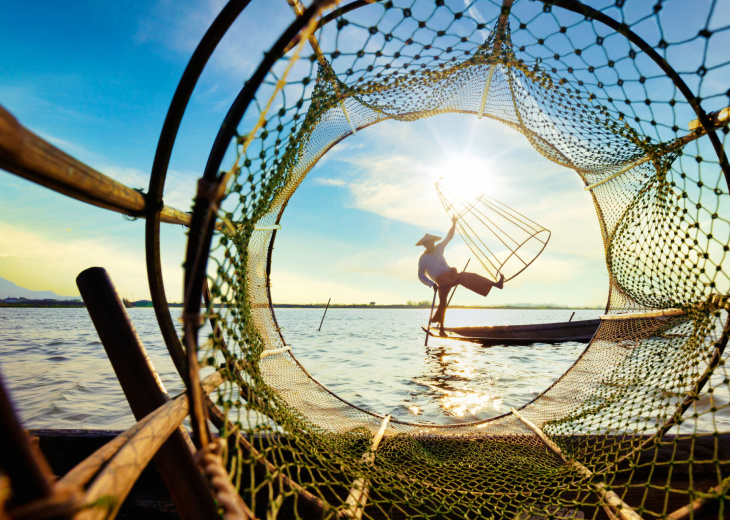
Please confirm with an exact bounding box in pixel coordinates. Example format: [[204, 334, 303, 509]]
[[424, 152, 506, 202]]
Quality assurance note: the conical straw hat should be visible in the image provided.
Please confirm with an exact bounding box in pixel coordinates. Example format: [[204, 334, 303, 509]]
[[415, 233, 441, 246]]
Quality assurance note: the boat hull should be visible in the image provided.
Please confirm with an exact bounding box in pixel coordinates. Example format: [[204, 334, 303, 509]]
[[424, 318, 601, 345]]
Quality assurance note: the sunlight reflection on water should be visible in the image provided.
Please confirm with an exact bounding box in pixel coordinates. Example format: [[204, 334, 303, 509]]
[[275, 307, 599, 424]]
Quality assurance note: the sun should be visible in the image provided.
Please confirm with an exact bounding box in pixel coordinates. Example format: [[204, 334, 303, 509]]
[[424, 152, 506, 202]]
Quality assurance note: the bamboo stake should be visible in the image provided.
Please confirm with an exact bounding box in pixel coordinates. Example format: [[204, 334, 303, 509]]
[[260, 346, 292, 359], [0, 104, 222, 230], [341, 415, 391, 519], [510, 407, 642, 520], [477, 0, 513, 119], [600, 309, 685, 321], [583, 154, 653, 192], [477, 65, 496, 119], [688, 105, 730, 132], [341, 100, 358, 135], [319, 297, 331, 331]]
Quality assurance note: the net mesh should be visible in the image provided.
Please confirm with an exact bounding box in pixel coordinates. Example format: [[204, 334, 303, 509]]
[[190, 1, 730, 518]]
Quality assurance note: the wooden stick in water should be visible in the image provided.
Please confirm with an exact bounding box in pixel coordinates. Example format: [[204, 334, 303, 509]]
[[424, 288, 438, 347], [318, 297, 331, 331]]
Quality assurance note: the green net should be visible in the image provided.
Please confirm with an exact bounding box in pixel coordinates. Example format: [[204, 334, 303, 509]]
[[188, 1, 730, 518]]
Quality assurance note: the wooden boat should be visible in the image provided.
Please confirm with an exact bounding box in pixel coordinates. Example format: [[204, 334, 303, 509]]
[[423, 318, 601, 345]]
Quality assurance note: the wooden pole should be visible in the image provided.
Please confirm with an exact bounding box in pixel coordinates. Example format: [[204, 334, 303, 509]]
[[76, 267, 219, 520], [424, 287, 438, 346], [72, 372, 224, 520], [0, 104, 222, 230], [318, 297, 331, 331], [569, 311, 575, 322]]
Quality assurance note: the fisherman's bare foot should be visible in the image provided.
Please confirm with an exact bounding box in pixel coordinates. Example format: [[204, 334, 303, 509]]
[[439, 326, 446, 337], [495, 273, 504, 290]]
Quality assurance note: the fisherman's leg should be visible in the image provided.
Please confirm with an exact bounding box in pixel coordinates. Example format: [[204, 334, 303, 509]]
[[457, 271, 504, 297]]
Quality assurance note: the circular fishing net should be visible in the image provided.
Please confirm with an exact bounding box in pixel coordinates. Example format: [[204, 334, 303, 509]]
[[170, 0, 730, 518]]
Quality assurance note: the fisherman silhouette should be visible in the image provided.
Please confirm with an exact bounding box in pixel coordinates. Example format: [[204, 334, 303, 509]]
[[417, 217, 504, 335]]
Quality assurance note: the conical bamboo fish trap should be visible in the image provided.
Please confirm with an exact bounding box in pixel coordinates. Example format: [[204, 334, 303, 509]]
[[435, 181, 551, 282]]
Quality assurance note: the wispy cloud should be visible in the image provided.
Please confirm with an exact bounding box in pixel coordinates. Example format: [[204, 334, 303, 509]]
[[314, 178, 346, 187]]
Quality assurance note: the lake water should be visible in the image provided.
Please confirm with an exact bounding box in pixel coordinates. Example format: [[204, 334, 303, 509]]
[[0, 306, 602, 429]]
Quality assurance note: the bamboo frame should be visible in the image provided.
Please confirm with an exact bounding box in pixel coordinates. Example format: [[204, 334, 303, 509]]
[[285, 0, 359, 138], [477, 0, 513, 119], [585, 105, 730, 192], [477, 65, 496, 119], [600, 309, 686, 321], [260, 346, 292, 359], [66, 372, 222, 493], [688, 105, 730, 132], [253, 224, 282, 231], [667, 475, 730, 520], [7, 372, 224, 520], [510, 408, 642, 520], [341, 415, 391, 519], [0, 104, 224, 231], [436, 182, 551, 282]]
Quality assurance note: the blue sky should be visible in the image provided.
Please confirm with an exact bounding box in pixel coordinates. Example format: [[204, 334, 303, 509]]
[[12, 0, 726, 307]]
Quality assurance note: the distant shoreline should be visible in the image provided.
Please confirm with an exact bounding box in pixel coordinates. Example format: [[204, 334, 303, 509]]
[[0, 300, 603, 310], [0, 300, 183, 308]]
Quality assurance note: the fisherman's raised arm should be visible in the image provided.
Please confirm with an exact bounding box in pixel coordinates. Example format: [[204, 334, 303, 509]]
[[440, 217, 458, 249]]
